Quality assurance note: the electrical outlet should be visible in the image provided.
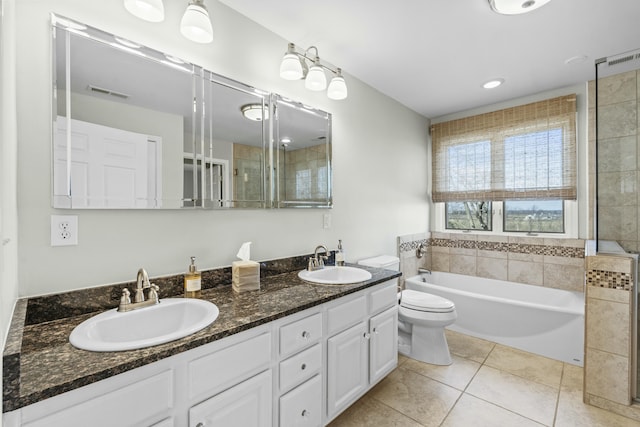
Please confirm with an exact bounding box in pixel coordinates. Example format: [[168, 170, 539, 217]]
[[51, 215, 78, 246]]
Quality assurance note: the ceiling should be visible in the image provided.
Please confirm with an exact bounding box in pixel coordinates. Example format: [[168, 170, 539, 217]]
[[218, 0, 640, 119]]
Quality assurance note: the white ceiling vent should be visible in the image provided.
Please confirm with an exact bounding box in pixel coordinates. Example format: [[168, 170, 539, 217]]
[[87, 85, 130, 99]]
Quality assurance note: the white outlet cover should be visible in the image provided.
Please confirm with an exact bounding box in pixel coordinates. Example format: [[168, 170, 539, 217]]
[[51, 215, 78, 246]]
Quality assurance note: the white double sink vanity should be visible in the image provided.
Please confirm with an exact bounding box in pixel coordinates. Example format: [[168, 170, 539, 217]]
[[3, 269, 399, 427]]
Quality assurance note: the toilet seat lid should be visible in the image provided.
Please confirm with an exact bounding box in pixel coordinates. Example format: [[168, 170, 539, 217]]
[[401, 290, 455, 313]]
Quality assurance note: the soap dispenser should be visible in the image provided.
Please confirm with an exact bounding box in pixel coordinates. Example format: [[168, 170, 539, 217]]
[[184, 256, 202, 298], [336, 239, 345, 266]]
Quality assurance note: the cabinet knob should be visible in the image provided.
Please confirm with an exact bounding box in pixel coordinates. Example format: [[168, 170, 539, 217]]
[[196, 423, 204, 427], [363, 332, 371, 339], [373, 327, 378, 334], [301, 409, 310, 418], [301, 363, 307, 370], [301, 331, 311, 339]]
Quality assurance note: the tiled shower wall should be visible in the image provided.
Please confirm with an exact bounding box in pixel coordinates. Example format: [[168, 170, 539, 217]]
[[584, 254, 640, 421], [589, 69, 640, 251], [397, 232, 586, 293]]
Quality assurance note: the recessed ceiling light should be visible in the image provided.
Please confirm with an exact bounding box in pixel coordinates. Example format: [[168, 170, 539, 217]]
[[488, 0, 552, 15], [483, 78, 505, 89], [564, 55, 588, 65]]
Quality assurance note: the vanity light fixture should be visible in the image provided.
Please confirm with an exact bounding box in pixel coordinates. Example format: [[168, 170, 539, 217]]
[[488, 0, 551, 15], [124, 0, 213, 44], [279, 43, 348, 100], [124, 0, 165, 22], [241, 104, 269, 121], [180, 0, 213, 44]]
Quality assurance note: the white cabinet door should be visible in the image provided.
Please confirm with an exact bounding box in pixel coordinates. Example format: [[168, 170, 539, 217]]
[[369, 306, 398, 384], [189, 370, 272, 427], [326, 321, 368, 419]]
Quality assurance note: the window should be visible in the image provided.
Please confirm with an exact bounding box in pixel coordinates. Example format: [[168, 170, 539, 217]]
[[504, 200, 564, 233], [446, 201, 492, 231], [433, 95, 577, 236]]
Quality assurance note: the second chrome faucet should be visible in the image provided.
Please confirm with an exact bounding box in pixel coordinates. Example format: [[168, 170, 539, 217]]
[[118, 268, 160, 312]]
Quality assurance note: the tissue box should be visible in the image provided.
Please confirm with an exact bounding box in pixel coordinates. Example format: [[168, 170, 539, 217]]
[[232, 260, 260, 292]]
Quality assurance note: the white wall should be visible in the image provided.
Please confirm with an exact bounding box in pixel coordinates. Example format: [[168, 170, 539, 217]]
[[15, 0, 429, 296]]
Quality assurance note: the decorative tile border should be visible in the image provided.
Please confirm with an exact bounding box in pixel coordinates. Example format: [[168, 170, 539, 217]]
[[586, 269, 632, 291], [399, 239, 428, 253], [405, 237, 585, 259]]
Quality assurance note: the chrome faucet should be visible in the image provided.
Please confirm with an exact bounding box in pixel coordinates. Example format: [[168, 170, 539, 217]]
[[307, 245, 329, 271], [118, 268, 160, 312]]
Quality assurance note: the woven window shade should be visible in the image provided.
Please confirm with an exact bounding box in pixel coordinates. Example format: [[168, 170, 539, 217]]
[[431, 94, 577, 203]]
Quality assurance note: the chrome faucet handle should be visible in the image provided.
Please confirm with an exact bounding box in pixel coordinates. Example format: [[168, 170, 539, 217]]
[[148, 284, 159, 303], [118, 288, 131, 311]]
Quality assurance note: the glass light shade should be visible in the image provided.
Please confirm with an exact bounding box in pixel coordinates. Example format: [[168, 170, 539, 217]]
[[241, 104, 269, 121], [327, 76, 348, 100], [124, 0, 165, 22], [180, 2, 213, 44], [305, 65, 327, 91], [488, 0, 551, 15], [280, 53, 304, 80]]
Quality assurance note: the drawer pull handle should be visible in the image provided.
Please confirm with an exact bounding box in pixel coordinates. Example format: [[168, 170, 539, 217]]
[[301, 409, 310, 418], [301, 331, 311, 339], [301, 363, 307, 370]]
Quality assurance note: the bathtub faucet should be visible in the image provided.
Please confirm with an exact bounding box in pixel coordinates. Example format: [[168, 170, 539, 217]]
[[418, 268, 432, 275]]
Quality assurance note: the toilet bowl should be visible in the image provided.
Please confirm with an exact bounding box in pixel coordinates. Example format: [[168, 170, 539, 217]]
[[398, 289, 457, 365], [358, 255, 457, 366]]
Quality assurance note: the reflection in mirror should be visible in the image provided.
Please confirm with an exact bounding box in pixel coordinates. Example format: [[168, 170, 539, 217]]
[[200, 72, 267, 209], [274, 96, 332, 208], [52, 15, 195, 208], [51, 14, 331, 209]]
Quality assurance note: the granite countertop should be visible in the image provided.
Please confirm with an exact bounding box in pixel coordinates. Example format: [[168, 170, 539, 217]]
[[3, 264, 400, 413]]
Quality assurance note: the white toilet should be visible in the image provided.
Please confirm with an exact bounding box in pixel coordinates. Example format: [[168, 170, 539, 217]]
[[358, 255, 457, 366]]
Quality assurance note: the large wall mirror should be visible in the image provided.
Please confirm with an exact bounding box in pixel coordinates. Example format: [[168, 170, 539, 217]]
[[51, 14, 330, 209], [274, 96, 332, 208]]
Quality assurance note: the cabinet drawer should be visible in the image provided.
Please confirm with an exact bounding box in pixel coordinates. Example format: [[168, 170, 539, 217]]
[[279, 343, 321, 392], [327, 295, 366, 335], [280, 312, 322, 356], [280, 375, 322, 427], [369, 280, 398, 314], [23, 370, 173, 427], [188, 332, 271, 400]]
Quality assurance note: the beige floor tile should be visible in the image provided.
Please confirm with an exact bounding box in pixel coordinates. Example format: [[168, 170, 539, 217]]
[[484, 344, 564, 389], [555, 387, 640, 426], [445, 329, 495, 364], [466, 366, 559, 426], [398, 353, 409, 367], [402, 354, 481, 391], [328, 395, 423, 427], [441, 393, 543, 427], [370, 367, 461, 427], [561, 363, 584, 391]]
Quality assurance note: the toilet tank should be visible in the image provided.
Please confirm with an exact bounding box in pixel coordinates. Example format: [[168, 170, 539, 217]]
[[358, 255, 400, 271]]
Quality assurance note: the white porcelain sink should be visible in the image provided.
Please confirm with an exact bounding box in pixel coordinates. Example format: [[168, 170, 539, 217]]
[[298, 266, 372, 285], [69, 298, 219, 352]]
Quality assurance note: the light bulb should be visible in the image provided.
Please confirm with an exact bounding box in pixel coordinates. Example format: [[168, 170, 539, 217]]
[[124, 0, 165, 22], [305, 63, 327, 91], [280, 53, 304, 80], [327, 70, 348, 100], [180, 1, 213, 44]]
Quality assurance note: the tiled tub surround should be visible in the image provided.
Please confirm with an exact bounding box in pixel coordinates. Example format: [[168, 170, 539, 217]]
[[397, 233, 430, 288], [427, 233, 586, 293], [2, 254, 399, 413], [584, 254, 640, 422]]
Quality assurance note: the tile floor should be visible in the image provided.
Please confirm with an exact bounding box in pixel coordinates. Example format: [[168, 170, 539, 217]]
[[329, 330, 640, 427]]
